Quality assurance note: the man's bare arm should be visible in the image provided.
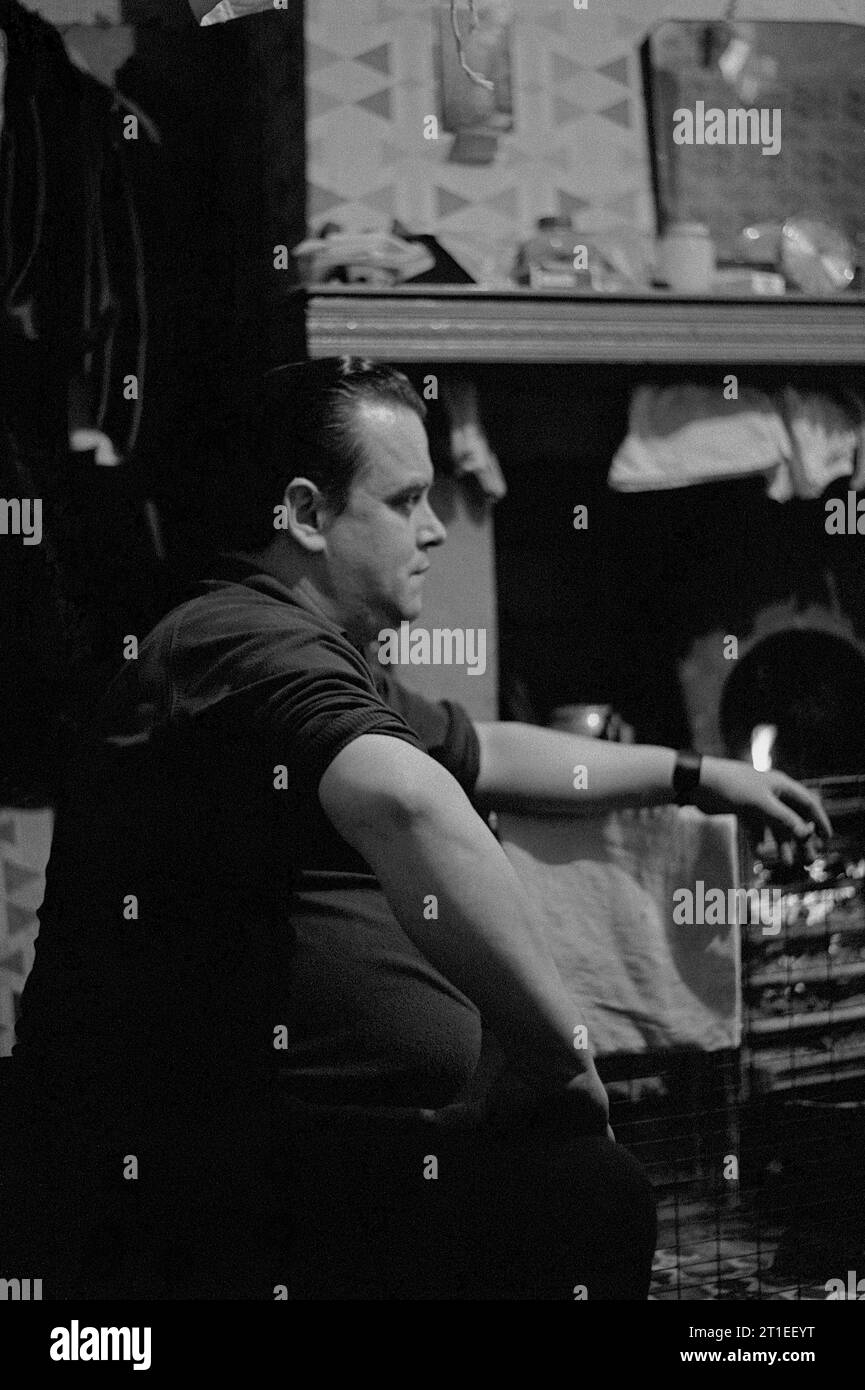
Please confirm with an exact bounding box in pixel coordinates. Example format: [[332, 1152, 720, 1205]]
[[473, 722, 831, 840], [318, 733, 608, 1129]]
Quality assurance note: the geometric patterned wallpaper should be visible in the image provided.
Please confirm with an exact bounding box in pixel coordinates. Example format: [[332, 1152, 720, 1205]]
[[0, 810, 52, 1057], [305, 0, 657, 284]]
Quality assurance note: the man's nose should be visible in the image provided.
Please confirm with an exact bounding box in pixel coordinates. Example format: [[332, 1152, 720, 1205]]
[[419, 499, 447, 547]]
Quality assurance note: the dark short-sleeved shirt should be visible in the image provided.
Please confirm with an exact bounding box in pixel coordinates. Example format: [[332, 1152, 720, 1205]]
[[15, 555, 485, 1126]]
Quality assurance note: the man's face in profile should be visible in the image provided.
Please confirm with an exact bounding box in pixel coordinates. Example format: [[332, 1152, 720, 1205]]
[[320, 401, 447, 641]]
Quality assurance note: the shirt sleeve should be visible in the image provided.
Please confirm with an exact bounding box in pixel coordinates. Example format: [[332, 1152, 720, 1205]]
[[370, 668, 481, 799], [165, 597, 426, 792]]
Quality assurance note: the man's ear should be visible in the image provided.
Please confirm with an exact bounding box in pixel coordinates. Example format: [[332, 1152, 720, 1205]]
[[280, 477, 329, 552]]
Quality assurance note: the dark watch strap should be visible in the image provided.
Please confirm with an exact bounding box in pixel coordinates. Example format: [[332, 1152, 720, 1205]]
[[672, 751, 703, 806]]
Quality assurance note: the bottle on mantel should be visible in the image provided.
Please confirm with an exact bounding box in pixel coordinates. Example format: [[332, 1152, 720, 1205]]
[[514, 215, 592, 290]]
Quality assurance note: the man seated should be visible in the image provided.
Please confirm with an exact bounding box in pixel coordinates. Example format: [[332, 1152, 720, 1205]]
[[12, 358, 829, 1300]]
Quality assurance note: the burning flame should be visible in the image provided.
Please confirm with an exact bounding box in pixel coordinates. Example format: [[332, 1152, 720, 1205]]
[[751, 723, 777, 772]]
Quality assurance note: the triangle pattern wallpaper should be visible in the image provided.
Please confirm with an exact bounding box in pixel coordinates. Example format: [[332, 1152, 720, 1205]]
[[305, 0, 656, 283]]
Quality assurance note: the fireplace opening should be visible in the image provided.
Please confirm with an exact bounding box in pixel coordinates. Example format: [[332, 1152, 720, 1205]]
[[723, 631, 865, 1280], [719, 629, 865, 781]]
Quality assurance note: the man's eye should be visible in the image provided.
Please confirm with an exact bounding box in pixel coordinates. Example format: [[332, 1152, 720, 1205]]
[[397, 493, 422, 512]]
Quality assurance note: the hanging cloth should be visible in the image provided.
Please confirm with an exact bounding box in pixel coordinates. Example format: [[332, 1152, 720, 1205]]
[[0, 0, 154, 805]]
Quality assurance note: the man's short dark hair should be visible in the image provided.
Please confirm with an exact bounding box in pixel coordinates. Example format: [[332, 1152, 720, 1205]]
[[222, 357, 427, 550]]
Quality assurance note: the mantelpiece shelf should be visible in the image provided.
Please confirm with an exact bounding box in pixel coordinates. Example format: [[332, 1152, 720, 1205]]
[[296, 286, 865, 365]]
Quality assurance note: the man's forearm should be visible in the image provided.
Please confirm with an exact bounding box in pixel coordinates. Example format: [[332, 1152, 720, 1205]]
[[474, 721, 677, 812]]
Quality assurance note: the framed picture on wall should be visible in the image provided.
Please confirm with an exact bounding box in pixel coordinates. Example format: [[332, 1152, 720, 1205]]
[[642, 20, 865, 264]]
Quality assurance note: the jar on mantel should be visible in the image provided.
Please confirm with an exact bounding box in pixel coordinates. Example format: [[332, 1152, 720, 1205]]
[[514, 216, 592, 290], [657, 221, 716, 293]]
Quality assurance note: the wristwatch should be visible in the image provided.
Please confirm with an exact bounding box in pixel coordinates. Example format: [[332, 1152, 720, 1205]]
[[672, 751, 703, 806]]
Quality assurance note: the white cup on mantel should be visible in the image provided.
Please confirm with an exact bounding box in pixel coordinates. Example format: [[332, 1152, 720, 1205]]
[[658, 222, 716, 293]]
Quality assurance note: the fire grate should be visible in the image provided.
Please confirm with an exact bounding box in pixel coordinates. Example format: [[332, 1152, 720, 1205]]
[[607, 776, 865, 1300]]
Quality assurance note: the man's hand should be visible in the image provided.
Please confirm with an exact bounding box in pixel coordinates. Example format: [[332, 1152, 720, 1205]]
[[693, 758, 832, 841]]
